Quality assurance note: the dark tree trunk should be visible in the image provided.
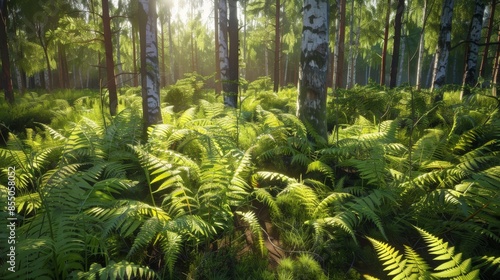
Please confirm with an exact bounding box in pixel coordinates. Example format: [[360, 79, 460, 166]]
[[390, 0, 405, 88], [0, 0, 13, 104], [214, 0, 221, 95], [461, 0, 485, 100], [492, 26, 500, 97], [297, 0, 329, 141], [102, 0, 118, 115], [273, 0, 280, 92], [225, 0, 238, 108], [380, 0, 391, 86], [132, 25, 139, 87]]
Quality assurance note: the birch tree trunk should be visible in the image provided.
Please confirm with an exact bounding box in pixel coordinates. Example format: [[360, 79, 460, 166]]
[[0, 0, 13, 104], [139, 0, 163, 127], [214, 0, 221, 95], [102, 0, 118, 116], [219, 0, 231, 103], [390, 0, 405, 88], [273, 0, 280, 92], [479, 0, 496, 79], [297, 0, 329, 141], [431, 0, 454, 99], [461, 0, 485, 100]]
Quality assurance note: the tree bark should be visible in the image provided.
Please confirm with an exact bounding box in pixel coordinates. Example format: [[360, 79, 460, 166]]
[[333, 0, 346, 90], [431, 0, 454, 98], [416, 0, 429, 90], [273, 0, 280, 92], [102, 0, 118, 115], [219, 0, 230, 102], [461, 0, 485, 100], [479, 0, 496, 80], [138, 0, 163, 128], [346, 0, 354, 89], [389, 0, 405, 88], [492, 26, 500, 97], [132, 25, 139, 87], [0, 0, 13, 104], [380, 0, 391, 86], [297, 0, 329, 141], [214, 0, 221, 95], [226, 0, 239, 107]]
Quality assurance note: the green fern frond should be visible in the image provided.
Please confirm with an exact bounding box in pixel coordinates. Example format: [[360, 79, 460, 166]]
[[404, 245, 431, 278], [78, 260, 158, 280], [237, 210, 266, 256], [366, 237, 413, 280]]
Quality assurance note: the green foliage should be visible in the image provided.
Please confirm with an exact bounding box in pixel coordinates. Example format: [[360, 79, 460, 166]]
[[277, 254, 328, 280]]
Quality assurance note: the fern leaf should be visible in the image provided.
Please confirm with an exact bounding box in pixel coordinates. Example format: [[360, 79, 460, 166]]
[[367, 237, 411, 280], [237, 210, 266, 256]]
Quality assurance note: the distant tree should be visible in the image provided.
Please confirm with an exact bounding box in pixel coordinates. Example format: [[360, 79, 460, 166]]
[[431, 0, 454, 99], [273, 0, 280, 92], [380, 0, 390, 86], [102, 0, 118, 115], [297, 0, 329, 140], [333, 0, 346, 90], [0, 0, 14, 104], [389, 0, 405, 89], [461, 0, 485, 100], [138, 0, 163, 128], [479, 0, 497, 79], [219, 0, 231, 105]]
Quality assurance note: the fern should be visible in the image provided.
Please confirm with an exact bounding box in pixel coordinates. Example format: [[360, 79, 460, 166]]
[[237, 210, 266, 256]]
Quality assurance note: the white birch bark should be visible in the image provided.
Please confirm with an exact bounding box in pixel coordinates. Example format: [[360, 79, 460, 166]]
[[139, 0, 163, 126], [297, 0, 329, 140], [431, 0, 454, 95], [219, 0, 229, 92]]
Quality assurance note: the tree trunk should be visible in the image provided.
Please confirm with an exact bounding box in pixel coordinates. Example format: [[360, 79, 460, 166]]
[[102, 0, 118, 116], [0, 0, 13, 104], [167, 10, 175, 84], [431, 0, 454, 99], [346, 0, 354, 89], [492, 26, 500, 97], [214, 0, 221, 95], [226, 0, 238, 107], [333, 0, 346, 90], [461, 0, 485, 100], [416, 0, 429, 90], [273, 0, 280, 92], [479, 0, 496, 80], [380, 0, 391, 86], [297, 0, 329, 141], [132, 25, 139, 87], [390, 0, 405, 88], [219, 0, 230, 100], [160, 20, 166, 87], [138, 0, 163, 128]]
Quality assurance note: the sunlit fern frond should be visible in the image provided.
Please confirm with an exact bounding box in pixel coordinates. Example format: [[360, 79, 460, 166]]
[[366, 237, 414, 280], [236, 210, 266, 256], [74, 260, 158, 280]]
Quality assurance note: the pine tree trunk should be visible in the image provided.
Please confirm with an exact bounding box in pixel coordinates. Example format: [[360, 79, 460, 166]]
[[102, 0, 118, 116], [461, 0, 485, 100], [380, 0, 391, 86], [431, 0, 454, 98], [273, 0, 280, 92], [390, 0, 405, 88], [0, 0, 13, 104], [139, 0, 163, 128], [297, 0, 329, 140]]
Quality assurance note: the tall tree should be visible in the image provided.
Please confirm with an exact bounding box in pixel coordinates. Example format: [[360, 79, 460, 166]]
[[380, 0, 391, 86], [297, 0, 329, 140], [431, 0, 454, 98], [479, 0, 497, 79], [461, 0, 485, 100], [219, 0, 231, 105], [389, 0, 405, 88], [273, 0, 280, 92], [0, 0, 13, 104], [214, 0, 221, 95], [226, 0, 239, 107], [102, 0, 118, 115], [333, 0, 346, 90], [416, 0, 432, 90], [138, 0, 163, 128]]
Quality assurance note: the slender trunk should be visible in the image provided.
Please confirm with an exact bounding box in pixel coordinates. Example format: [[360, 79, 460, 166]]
[[346, 0, 354, 89], [431, 0, 454, 99], [167, 11, 175, 84], [116, 28, 123, 87], [139, 0, 163, 127], [0, 0, 13, 104], [492, 26, 500, 97], [102, 0, 118, 115], [160, 20, 166, 87], [214, 0, 221, 94], [461, 0, 485, 99], [219, 0, 230, 100], [132, 25, 139, 87], [273, 0, 280, 92], [334, 0, 346, 89], [416, 0, 429, 90], [226, 0, 238, 107], [380, 0, 391, 86], [390, 0, 405, 88], [297, 0, 329, 140], [264, 47, 269, 77], [38, 26, 52, 91], [479, 0, 496, 80]]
